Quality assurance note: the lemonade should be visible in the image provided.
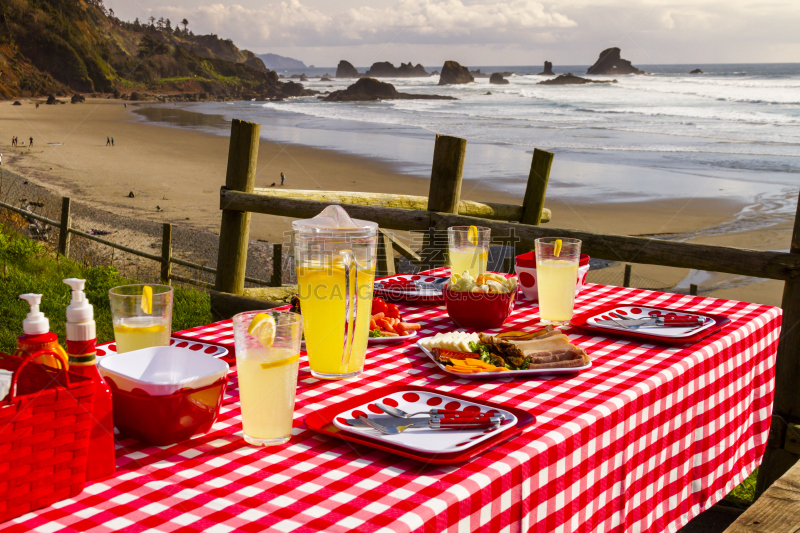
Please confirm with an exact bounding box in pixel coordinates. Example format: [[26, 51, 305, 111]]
[[449, 247, 488, 277], [536, 259, 580, 322], [296, 262, 375, 378], [113, 316, 169, 353], [237, 349, 299, 445]]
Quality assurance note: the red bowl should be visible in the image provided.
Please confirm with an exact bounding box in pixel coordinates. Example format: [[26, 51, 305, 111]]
[[106, 376, 227, 446], [443, 285, 516, 330]]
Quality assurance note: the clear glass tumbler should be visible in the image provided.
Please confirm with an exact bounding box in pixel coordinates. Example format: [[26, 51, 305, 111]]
[[448, 226, 490, 278], [109, 284, 173, 353], [232, 310, 303, 446], [534, 238, 582, 324]]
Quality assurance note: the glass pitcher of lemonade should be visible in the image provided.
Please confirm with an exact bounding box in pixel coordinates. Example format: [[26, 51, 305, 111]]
[[293, 205, 378, 380]]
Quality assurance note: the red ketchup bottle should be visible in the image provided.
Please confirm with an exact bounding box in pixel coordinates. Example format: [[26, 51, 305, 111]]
[[63, 278, 116, 481]]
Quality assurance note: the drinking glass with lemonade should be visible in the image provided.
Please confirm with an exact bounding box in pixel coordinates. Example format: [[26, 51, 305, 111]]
[[232, 310, 303, 446], [535, 238, 582, 324], [293, 205, 378, 380], [448, 226, 490, 277], [109, 284, 173, 353]]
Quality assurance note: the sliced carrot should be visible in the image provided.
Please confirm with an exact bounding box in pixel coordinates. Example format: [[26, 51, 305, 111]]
[[494, 367, 510, 372], [448, 366, 476, 373], [380, 331, 399, 337], [450, 359, 469, 367], [397, 322, 421, 331], [372, 312, 385, 320], [377, 319, 396, 334], [369, 319, 378, 330], [465, 359, 495, 368]]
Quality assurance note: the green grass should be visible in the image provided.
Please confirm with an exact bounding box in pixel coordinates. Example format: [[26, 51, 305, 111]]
[[0, 228, 211, 354], [725, 468, 758, 508]]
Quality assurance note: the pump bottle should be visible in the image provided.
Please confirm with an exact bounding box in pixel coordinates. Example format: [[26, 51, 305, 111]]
[[16, 294, 67, 369], [63, 278, 116, 481]]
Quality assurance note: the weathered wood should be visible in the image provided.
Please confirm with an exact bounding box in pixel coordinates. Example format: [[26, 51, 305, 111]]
[[209, 289, 283, 321], [726, 458, 800, 533], [520, 149, 554, 225], [758, 192, 800, 492], [377, 231, 396, 277], [0, 199, 59, 227], [380, 229, 422, 262], [216, 119, 260, 295], [690, 284, 698, 296], [57, 197, 71, 257], [623, 264, 632, 287], [220, 189, 432, 232], [430, 213, 800, 281], [250, 188, 550, 223], [427, 135, 467, 214], [271, 243, 283, 287], [170, 273, 214, 290], [161, 223, 172, 284]]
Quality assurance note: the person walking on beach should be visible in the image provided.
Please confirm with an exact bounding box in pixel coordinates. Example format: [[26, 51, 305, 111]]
[[29, 137, 33, 148], [281, 172, 285, 186], [111, 137, 115, 147], [106, 137, 111, 146]]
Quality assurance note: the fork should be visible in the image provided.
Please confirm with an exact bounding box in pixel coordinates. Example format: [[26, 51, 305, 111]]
[[359, 415, 501, 435]]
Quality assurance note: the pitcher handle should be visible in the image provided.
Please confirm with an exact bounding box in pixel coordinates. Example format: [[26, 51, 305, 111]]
[[339, 249, 358, 373]]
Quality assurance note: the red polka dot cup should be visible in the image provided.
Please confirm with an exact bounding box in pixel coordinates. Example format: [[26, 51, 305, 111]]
[[515, 252, 591, 302]]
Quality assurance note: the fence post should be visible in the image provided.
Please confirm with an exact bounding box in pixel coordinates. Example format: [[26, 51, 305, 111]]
[[215, 119, 260, 295], [271, 243, 283, 287], [58, 197, 71, 257], [623, 264, 632, 287], [161, 223, 172, 285], [376, 230, 396, 277], [519, 149, 554, 225], [422, 135, 467, 268], [757, 190, 800, 493], [689, 284, 698, 296]]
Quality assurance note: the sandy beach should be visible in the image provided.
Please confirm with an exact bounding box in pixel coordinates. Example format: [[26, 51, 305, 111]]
[[0, 98, 789, 305]]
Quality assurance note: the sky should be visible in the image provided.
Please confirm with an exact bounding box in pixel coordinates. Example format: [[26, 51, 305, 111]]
[[104, 0, 800, 67]]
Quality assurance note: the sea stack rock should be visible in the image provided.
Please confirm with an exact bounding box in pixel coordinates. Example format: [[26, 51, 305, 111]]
[[325, 78, 456, 102], [336, 60, 359, 78], [71, 94, 85, 104], [470, 69, 490, 78], [538, 73, 617, 85], [438, 61, 473, 85], [690, 68, 703, 74], [538, 61, 554, 75], [363, 62, 429, 77], [586, 48, 644, 75], [489, 73, 509, 85], [46, 94, 58, 105]]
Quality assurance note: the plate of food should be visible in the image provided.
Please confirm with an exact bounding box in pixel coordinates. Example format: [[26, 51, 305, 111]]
[[368, 296, 421, 342], [373, 274, 449, 302], [417, 327, 591, 377]]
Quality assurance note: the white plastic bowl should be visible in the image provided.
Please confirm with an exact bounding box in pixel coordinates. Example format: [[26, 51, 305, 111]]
[[97, 346, 229, 396]]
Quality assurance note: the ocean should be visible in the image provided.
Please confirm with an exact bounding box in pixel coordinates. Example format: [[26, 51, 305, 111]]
[[136, 62, 800, 238]]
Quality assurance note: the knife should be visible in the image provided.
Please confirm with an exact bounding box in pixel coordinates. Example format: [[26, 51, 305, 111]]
[[345, 415, 501, 428], [596, 315, 707, 329]]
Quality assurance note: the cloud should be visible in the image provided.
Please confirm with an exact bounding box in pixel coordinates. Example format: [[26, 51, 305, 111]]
[[154, 0, 576, 49]]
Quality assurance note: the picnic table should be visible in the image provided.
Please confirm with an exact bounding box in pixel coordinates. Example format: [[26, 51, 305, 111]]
[[2, 278, 781, 533]]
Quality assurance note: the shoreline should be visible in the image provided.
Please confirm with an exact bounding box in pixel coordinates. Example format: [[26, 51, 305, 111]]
[[0, 98, 788, 305]]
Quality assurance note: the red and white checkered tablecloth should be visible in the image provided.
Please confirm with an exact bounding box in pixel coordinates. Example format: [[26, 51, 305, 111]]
[[3, 276, 781, 533]]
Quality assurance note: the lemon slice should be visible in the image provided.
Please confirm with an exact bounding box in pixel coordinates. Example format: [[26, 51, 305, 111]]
[[140, 285, 153, 314], [467, 225, 479, 246], [248, 313, 277, 349], [260, 353, 299, 370], [554, 239, 562, 258]]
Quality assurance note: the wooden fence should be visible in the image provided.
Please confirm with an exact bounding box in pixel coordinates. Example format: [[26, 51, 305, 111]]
[[215, 119, 800, 494], [0, 197, 273, 289]]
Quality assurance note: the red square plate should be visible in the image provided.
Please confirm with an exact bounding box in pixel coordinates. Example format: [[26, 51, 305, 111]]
[[303, 385, 535, 464], [570, 304, 730, 345]]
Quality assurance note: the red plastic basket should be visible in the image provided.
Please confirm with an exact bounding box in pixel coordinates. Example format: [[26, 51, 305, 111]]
[[0, 349, 96, 523]]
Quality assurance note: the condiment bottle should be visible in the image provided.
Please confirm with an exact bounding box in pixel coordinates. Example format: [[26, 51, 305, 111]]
[[15, 294, 67, 369], [63, 278, 116, 481]]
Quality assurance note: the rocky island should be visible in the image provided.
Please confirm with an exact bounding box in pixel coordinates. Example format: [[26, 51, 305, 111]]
[[538, 73, 617, 85], [363, 62, 429, 77], [538, 61, 555, 75], [587, 48, 644, 75], [336, 60, 359, 78], [489, 73, 509, 85], [438, 61, 474, 85], [324, 78, 456, 102]]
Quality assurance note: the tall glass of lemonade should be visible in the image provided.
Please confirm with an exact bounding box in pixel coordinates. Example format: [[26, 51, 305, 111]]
[[109, 284, 173, 352], [293, 205, 378, 380], [233, 310, 303, 446], [535, 238, 582, 324], [448, 226, 490, 278]]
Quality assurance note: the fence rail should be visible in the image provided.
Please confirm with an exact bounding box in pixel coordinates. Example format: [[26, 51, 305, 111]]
[[0, 198, 272, 287]]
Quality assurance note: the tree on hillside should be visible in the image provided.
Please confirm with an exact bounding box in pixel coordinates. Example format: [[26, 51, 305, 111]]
[[181, 19, 189, 32], [165, 19, 172, 31], [148, 16, 156, 28]]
